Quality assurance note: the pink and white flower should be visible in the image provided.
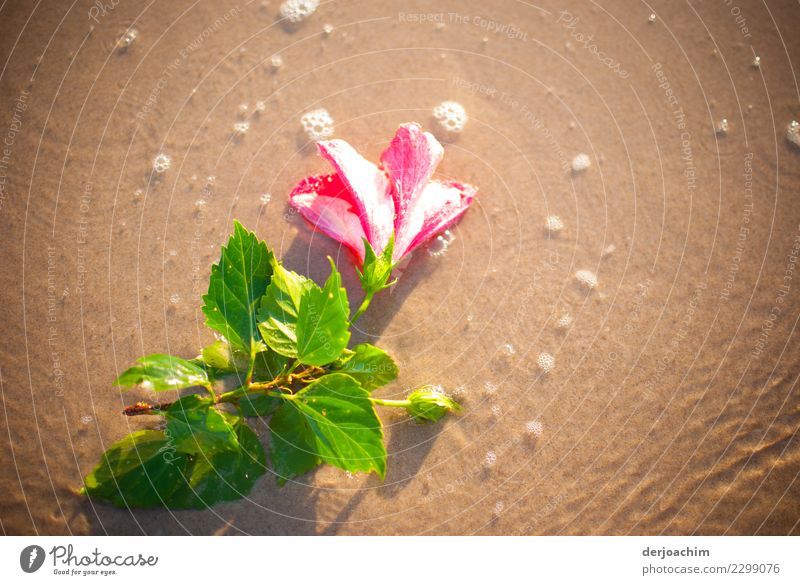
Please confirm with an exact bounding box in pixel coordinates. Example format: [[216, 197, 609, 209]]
[[289, 122, 477, 265]]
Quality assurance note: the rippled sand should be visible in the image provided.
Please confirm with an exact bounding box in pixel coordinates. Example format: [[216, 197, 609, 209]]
[[1, 0, 798, 535]]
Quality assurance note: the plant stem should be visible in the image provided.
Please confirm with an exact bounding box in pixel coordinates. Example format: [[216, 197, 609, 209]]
[[350, 290, 374, 324], [370, 397, 411, 408]]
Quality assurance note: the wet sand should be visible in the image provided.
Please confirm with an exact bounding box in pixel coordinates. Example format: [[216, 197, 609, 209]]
[[1, 0, 799, 535]]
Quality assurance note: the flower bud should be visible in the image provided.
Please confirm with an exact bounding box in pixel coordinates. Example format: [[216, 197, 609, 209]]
[[405, 385, 461, 423]]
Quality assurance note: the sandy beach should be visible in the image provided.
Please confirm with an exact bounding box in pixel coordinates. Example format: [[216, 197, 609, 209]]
[[1, 0, 799, 535]]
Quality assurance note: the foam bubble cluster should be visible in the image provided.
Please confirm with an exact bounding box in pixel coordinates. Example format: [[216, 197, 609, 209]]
[[575, 269, 598, 289], [571, 153, 591, 173], [787, 120, 800, 148], [428, 229, 455, 256], [716, 118, 730, 135], [545, 215, 564, 233], [152, 153, 171, 174], [525, 419, 544, 437], [484, 450, 497, 467], [301, 108, 334, 140], [537, 352, 555, 373], [233, 121, 250, 136], [433, 100, 468, 133], [116, 28, 138, 52], [556, 313, 573, 329], [483, 381, 498, 396], [279, 0, 319, 23], [260, 193, 272, 205]]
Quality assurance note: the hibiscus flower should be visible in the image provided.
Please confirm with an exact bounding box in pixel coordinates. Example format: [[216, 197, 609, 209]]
[[288, 122, 477, 265]]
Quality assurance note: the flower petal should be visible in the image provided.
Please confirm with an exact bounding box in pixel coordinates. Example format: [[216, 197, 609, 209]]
[[317, 139, 394, 252], [396, 180, 477, 259], [289, 173, 367, 261], [380, 123, 444, 254]]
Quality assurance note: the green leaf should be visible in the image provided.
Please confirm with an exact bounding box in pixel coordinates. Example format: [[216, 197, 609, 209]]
[[81, 430, 188, 507], [295, 259, 351, 366], [331, 343, 398, 391], [238, 393, 282, 417], [113, 354, 210, 392], [357, 235, 396, 295], [165, 395, 239, 455], [257, 261, 315, 358], [167, 421, 266, 509], [271, 373, 386, 480], [200, 340, 287, 383], [269, 402, 322, 485], [202, 221, 274, 354]]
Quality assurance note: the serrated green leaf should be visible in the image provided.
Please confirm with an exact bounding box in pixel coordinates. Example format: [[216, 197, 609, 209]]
[[238, 393, 282, 417], [202, 221, 273, 354], [113, 354, 210, 392], [81, 430, 188, 508], [165, 395, 239, 455], [167, 421, 266, 509], [330, 343, 398, 391], [357, 235, 396, 295], [257, 262, 315, 358], [271, 373, 386, 480], [295, 260, 351, 366], [269, 402, 322, 485]]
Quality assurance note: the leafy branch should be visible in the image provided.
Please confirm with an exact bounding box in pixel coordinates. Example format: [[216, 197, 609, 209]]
[[80, 222, 460, 509]]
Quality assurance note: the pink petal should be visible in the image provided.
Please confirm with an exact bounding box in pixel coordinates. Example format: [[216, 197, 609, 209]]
[[317, 139, 394, 252], [396, 180, 477, 260], [289, 173, 367, 262], [379, 123, 444, 255]]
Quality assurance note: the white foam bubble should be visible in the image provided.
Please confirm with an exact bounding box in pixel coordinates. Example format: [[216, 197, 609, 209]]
[[537, 352, 555, 373], [270, 54, 284, 69], [300, 108, 334, 140], [752, 55, 761, 68], [233, 121, 250, 136], [116, 28, 138, 52], [545, 215, 564, 233], [525, 419, 544, 437], [280, 0, 319, 23], [648, 13, 656, 23], [575, 269, 598, 290], [433, 101, 468, 133], [716, 118, 730, 135], [323, 23, 334, 35], [571, 153, 591, 173], [602, 243, 616, 257], [152, 153, 171, 174], [786, 120, 800, 148], [254, 100, 266, 113]]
